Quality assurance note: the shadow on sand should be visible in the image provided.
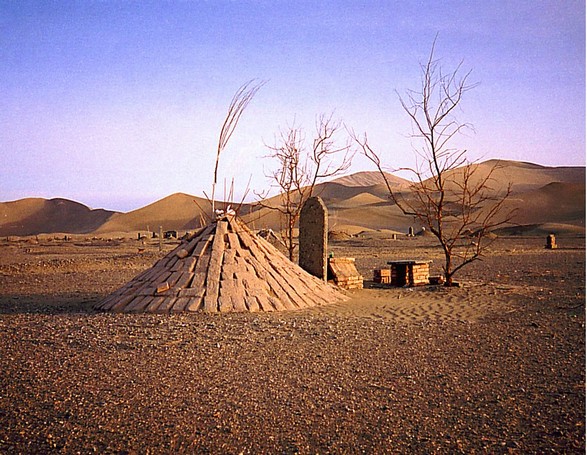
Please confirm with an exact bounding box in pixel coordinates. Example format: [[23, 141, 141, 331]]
[[0, 293, 103, 315]]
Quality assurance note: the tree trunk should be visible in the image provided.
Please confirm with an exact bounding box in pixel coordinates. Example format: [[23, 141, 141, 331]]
[[444, 251, 453, 286]]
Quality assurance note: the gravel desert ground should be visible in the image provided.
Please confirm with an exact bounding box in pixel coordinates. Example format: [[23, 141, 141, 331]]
[[0, 234, 584, 453]]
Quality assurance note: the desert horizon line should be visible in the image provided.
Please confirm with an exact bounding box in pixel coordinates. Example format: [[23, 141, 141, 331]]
[[2, 157, 585, 214]]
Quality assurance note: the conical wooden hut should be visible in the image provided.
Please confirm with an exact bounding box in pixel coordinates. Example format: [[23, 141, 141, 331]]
[[95, 214, 348, 313]]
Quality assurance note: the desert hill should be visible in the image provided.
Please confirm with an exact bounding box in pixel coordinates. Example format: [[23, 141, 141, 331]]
[[94, 193, 206, 234], [94, 193, 254, 235], [440, 159, 585, 195], [331, 171, 410, 188], [0, 198, 115, 236], [245, 161, 584, 233], [1, 160, 584, 236], [502, 182, 585, 226]]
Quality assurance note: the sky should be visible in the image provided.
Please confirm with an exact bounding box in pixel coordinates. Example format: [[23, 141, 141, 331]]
[[1, 0, 585, 212]]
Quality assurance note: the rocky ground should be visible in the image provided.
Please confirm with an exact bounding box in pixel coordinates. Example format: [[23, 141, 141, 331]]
[[0, 234, 584, 453]]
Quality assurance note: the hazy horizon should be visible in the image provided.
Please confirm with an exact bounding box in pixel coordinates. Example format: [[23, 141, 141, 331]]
[[1, 1, 584, 212]]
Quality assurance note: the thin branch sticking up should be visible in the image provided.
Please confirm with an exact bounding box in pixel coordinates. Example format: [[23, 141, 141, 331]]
[[211, 79, 266, 214]]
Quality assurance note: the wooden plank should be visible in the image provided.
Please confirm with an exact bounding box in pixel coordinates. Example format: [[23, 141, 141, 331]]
[[203, 221, 227, 312], [244, 295, 260, 312], [244, 243, 315, 308], [171, 258, 186, 272], [138, 264, 166, 282], [252, 290, 274, 311], [124, 295, 152, 313], [156, 297, 177, 313], [252, 259, 295, 310], [178, 288, 201, 297], [225, 277, 247, 312], [193, 234, 214, 257], [268, 295, 286, 312], [156, 282, 170, 294], [221, 249, 238, 280], [145, 296, 166, 312], [218, 278, 237, 312], [101, 293, 134, 312], [166, 271, 185, 288], [263, 259, 312, 308], [227, 232, 240, 250], [171, 272, 194, 291], [129, 266, 157, 283], [183, 236, 201, 255], [181, 257, 197, 272], [190, 246, 212, 286], [251, 244, 326, 306], [170, 297, 191, 312], [165, 255, 179, 271], [181, 251, 210, 311], [231, 295, 247, 312], [148, 269, 173, 288], [185, 294, 204, 312], [218, 295, 234, 312]]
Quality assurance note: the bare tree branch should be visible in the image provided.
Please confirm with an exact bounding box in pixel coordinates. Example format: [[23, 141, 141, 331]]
[[258, 114, 355, 261]]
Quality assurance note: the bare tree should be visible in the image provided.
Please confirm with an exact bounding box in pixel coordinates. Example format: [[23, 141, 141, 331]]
[[353, 39, 513, 286], [258, 113, 354, 261]]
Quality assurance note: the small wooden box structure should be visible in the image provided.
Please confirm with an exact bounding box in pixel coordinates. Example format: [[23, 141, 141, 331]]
[[373, 268, 391, 284], [328, 257, 364, 289], [387, 260, 432, 287]]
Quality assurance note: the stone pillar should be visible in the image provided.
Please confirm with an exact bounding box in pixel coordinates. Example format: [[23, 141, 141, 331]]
[[546, 233, 557, 249], [299, 196, 328, 281]]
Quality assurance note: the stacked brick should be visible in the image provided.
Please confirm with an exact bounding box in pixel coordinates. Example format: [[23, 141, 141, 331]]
[[96, 215, 348, 313], [373, 268, 391, 284], [387, 260, 431, 287], [328, 257, 364, 289]]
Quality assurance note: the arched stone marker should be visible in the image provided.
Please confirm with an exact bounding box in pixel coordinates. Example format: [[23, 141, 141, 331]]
[[299, 196, 328, 281]]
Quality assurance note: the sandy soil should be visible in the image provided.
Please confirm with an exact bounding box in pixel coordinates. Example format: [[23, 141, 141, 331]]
[[0, 234, 584, 453]]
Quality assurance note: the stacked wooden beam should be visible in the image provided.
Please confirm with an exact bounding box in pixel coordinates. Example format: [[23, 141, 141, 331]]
[[328, 257, 363, 289], [95, 215, 348, 313]]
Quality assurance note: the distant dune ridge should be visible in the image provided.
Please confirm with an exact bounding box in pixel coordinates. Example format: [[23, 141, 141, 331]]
[[0, 160, 584, 237], [0, 198, 115, 236]]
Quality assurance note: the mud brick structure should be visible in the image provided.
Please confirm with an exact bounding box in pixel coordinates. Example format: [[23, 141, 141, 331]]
[[373, 268, 391, 284], [546, 233, 557, 249], [299, 196, 328, 281], [328, 257, 363, 289], [387, 260, 431, 287]]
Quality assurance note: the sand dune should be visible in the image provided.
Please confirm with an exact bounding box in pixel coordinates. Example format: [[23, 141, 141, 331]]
[[439, 159, 585, 195], [0, 198, 114, 236], [331, 171, 410, 188], [94, 193, 207, 234], [329, 192, 388, 208], [94, 193, 255, 234], [503, 182, 585, 225], [1, 160, 584, 236]]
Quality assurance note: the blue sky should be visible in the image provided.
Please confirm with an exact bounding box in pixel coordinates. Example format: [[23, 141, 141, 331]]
[[1, 0, 584, 211]]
